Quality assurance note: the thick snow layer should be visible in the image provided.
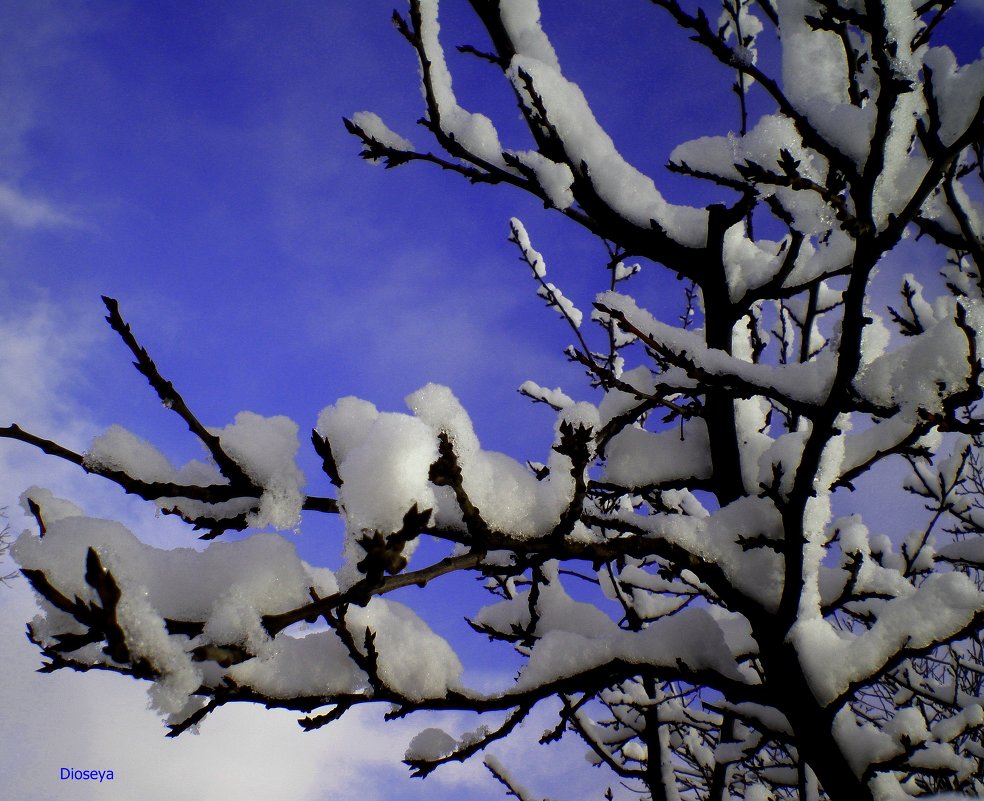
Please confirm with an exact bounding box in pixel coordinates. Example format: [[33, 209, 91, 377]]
[[86, 425, 178, 483], [834, 704, 983, 782], [856, 300, 983, 413], [720, 224, 793, 302], [497, 0, 559, 69], [15, 516, 330, 625], [14, 496, 464, 711], [12, 3, 984, 787], [330, 408, 439, 534], [518, 380, 573, 409], [602, 420, 711, 488], [923, 47, 984, 147], [938, 538, 984, 566], [597, 366, 657, 427], [212, 412, 306, 530], [315, 395, 381, 463], [318, 385, 595, 550], [349, 111, 414, 154], [231, 599, 463, 702], [407, 384, 586, 535], [604, 493, 784, 612], [85, 412, 307, 531], [415, 0, 507, 168], [475, 565, 750, 691], [509, 151, 575, 209], [349, 598, 464, 700], [514, 606, 747, 690], [20, 486, 83, 523], [776, 0, 875, 164], [670, 113, 835, 236], [229, 628, 365, 698], [597, 291, 836, 406], [14, 508, 329, 712], [405, 727, 456, 761], [506, 55, 707, 247], [792, 572, 984, 707], [871, 93, 926, 229]]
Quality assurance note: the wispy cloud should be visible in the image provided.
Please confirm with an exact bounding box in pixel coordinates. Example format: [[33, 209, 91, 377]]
[[0, 300, 93, 424], [0, 182, 79, 229], [1, 579, 471, 801]]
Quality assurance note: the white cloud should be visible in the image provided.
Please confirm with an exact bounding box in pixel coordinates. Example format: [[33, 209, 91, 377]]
[[0, 581, 494, 801], [0, 299, 95, 425], [1, 575, 560, 801], [0, 182, 79, 229]]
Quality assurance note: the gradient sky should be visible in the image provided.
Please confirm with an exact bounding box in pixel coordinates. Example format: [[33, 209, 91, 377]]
[[2, 2, 984, 800]]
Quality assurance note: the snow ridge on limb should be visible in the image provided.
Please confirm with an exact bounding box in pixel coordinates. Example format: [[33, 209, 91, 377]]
[[6, 1, 984, 800], [346, 0, 713, 267], [2, 298, 337, 538]]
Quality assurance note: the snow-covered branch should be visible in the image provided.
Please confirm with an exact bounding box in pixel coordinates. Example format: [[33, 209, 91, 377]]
[[6, 1, 984, 799]]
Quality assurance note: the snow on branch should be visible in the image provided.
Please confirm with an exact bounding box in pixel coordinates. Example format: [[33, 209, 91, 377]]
[[7, 1, 984, 800]]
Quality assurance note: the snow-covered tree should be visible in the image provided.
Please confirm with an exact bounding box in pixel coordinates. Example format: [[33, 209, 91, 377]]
[[4, 1, 984, 799]]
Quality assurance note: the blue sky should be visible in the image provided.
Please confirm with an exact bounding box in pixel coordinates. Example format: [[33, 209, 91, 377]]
[[2, 2, 984, 800]]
